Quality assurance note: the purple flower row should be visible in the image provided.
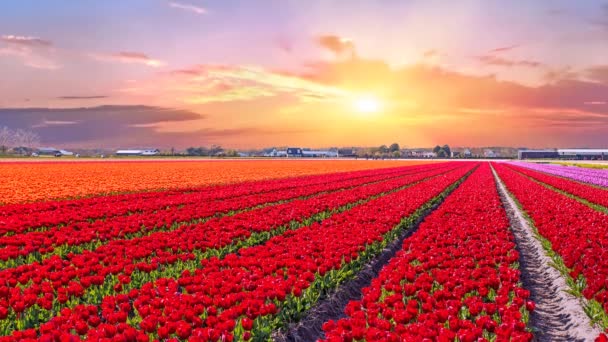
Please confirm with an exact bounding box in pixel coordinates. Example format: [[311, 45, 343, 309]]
[[510, 162, 608, 188]]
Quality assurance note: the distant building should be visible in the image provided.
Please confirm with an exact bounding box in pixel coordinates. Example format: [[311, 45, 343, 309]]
[[302, 150, 338, 158], [36, 147, 62, 157], [338, 148, 357, 157], [265, 149, 287, 157], [516, 149, 608, 160], [463, 149, 472, 158], [421, 152, 437, 158], [484, 149, 498, 158], [35, 147, 74, 157], [451, 151, 461, 158], [557, 149, 608, 160], [286, 147, 303, 157], [266, 147, 338, 158], [115, 149, 160, 156], [517, 149, 559, 160]]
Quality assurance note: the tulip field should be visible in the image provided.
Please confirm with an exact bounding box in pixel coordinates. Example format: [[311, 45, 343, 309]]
[[1, 160, 608, 341]]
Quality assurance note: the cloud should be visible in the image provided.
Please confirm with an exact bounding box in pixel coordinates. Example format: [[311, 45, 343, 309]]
[[0, 105, 312, 148], [543, 66, 579, 83], [32, 120, 80, 128], [168, 1, 207, 15], [585, 65, 608, 84], [89, 51, 165, 67], [0, 34, 60, 69], [127, 64, 348, 104], [0, 105, 205, 147], [57, 95, 109, 100], [316, 35, 356, 58], [488, 45, 520, 54], [1, 35, 52, 47], [476, 55, 542, 68]]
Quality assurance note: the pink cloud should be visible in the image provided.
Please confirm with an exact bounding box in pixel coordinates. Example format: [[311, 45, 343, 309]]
[[476, 55, 542, 68], [1, 35, 52, 47], [0, 34, 60, 69], [89, 51, 165, 67], [168, 1, 207, 15], [488, 44, 520, 54]]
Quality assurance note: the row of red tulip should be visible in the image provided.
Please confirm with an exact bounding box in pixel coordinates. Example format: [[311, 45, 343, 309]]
[[1, 164, 430, 236], [1, 164, 477, 340], [506, 163, 608, 209], [0, 164, 454, 267], [494, 163, 608, 334], [0, 164, 471, 335], [322, 164, 533, 342]]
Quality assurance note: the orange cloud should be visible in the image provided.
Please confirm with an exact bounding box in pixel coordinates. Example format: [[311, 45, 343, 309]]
[[127, 64, 349, 104], [317, 35, 356, 58]]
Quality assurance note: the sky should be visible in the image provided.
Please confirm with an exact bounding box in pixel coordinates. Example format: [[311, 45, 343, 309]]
[[1, 0, 608, 149]]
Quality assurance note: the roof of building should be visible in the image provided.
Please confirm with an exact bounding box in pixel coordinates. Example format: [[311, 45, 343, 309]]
[[557, 149, 608, 154]]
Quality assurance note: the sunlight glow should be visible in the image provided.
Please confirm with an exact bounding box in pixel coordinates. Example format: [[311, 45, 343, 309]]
[[354, 96, 381, 113]]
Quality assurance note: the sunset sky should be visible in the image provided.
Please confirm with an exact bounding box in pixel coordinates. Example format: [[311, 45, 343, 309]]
[[1, 0, 608, 149]]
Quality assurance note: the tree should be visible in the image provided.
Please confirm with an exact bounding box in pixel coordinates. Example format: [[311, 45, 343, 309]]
[[389, 143, 400, 152], [13, 129, 40, 149], [437, 149, 448, 158], [225, 149, 239, 157], [0, 126, 15, 154], [209, 145, 223, 156], [186, 147, 208, 156], [379, 145, 389, 154], [392, 150, 401, 158], [433, 145, 441, 154], [442, 144, 451, 158]]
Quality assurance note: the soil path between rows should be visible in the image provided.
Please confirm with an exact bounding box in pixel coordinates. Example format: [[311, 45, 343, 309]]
[[271, 188, 451, 342], [492, 166, 601, 341]]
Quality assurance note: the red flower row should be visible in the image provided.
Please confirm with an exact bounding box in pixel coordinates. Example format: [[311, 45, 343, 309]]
[[322, 164, 533, 342], [506, 163, 608, 209], [3, 164, 477, 341], [0, 165, 424, 236], [494, 163, 608, 330], [1, 164, 451, 265], [0, 164, 468, 334]]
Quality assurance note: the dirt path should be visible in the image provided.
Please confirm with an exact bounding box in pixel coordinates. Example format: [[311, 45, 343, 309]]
[[272, 212, 426, 342], [492, 166, 601, 341]]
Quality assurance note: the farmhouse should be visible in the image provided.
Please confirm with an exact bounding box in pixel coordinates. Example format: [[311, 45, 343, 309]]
[[286, 147, 303, 157], [35, 147, 75, 157], [115, 149, 160, 156], [302, 150, 338, 158], [266, 147, 338, 158]]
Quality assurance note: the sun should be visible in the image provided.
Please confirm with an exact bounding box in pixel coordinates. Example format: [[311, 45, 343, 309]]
[[354, 96, 381, 113]]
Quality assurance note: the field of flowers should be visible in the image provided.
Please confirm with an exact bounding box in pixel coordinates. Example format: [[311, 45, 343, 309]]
[[1, 159, 608, 341], [0, 159, 429, 204]]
